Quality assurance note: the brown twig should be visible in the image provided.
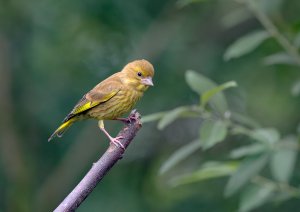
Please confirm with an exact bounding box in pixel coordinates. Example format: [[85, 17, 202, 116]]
[[54, 110, 142, 212]]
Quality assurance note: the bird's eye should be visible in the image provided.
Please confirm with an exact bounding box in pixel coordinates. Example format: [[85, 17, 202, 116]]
[[137, 72, 142, 77]]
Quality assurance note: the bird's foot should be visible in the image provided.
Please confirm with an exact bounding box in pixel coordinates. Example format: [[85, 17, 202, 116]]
[[98, 120, 125, 150], [109, 135, 125, 150], [115, 117, 131, 124], [129, 109, 138, 120], [116, 109, 139, 124]]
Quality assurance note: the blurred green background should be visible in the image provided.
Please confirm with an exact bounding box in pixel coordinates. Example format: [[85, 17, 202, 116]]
[[1, 0, 300, 211]]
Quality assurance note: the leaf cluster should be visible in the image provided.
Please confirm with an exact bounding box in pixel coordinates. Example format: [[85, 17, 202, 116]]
[[143, 1, 300, 211], [143, 70, 300, 211]]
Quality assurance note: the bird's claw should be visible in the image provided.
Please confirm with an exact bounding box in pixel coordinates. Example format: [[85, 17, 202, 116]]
[[130, 109, 137, 116], [115, 117, 131, 124], [110, 136, 125, 150], [128, 112, 139, 122], [116, 110, 139, 124]]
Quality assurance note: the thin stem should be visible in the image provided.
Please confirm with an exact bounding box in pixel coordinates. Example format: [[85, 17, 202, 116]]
[[237, 0, 300, 67], [252, 176, 300, 198]]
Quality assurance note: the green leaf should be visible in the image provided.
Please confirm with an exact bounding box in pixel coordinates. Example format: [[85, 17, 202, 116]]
[[239, 184, 275, 212], [200, 119, 228, 149], [264, 52, 296, 66], [222, 8, 251, 28], [170, 161, 238, 187], [225, 154, 269, 197], [185, 70, 217, 96], [141, 112, 166, 123], [257, 0, 284, 14], [185, 70, 228, 113], [157, 106, 200, 130], [224, 30, 270, 61], [159, 140, 202, 175], [249, 128, 280, 145], [231, 112, 261, 128], [291, 80, 300, 96], [294, 31, 300, 48], [201, 81, 237, 108], [229, 144, 266, 159], [271, 136, 298, 183], [272, 192, 295, 203], [230, 125, 252, 136]]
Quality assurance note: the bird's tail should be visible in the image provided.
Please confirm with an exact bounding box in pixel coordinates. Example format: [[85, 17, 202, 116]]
[[48, 118, 77, 142]]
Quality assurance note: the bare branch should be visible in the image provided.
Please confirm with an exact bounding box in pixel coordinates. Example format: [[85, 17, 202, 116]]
[[54, 110, 142, 212]]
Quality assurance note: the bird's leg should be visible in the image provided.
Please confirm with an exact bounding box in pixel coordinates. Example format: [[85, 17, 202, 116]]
[[98, 120, 125, 150], [114, 109, 138, 124]]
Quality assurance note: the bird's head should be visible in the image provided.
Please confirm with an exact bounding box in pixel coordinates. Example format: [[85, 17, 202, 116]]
[[121, 59, 155, 92]]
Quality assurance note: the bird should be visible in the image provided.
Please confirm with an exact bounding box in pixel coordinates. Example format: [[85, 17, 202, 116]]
[[48, 59, 154, 149]]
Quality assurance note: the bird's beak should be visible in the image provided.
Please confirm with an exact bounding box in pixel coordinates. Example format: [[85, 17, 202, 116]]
[[141, 77, 154, 86]]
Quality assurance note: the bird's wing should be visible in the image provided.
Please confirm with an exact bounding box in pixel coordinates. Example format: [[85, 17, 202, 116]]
[[71, 90, 118, 115], [63, 76, 122, 122]]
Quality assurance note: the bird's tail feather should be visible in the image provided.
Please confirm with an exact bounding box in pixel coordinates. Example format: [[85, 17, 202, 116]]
[[48, 118, 76, 142]]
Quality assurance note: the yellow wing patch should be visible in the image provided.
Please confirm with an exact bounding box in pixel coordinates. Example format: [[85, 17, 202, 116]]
[[71, 90, 118, 115], [72, 101, 100, 115]]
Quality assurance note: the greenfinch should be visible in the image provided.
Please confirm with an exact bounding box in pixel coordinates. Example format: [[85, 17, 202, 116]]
[[48, 59, 154, 149]]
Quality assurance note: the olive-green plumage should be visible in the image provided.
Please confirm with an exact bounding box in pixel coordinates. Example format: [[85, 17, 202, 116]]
[[48, 59, 154, 142]]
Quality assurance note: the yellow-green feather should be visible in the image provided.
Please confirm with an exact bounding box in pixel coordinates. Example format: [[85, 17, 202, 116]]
[[87, 88, 143, 120], [48, 117, 77, 142], [72, 101, 100, 115], [71, 90, 119, 115]]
